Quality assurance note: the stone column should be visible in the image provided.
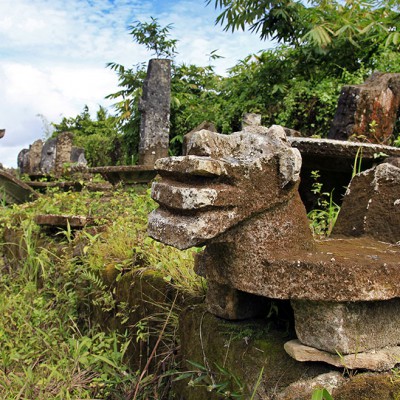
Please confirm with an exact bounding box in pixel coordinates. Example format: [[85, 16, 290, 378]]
[[138, 59, 171, 166], [55, 132, 73, 176]]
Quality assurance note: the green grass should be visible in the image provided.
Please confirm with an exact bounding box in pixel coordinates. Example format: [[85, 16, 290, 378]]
[[0, 186, 205, 399]]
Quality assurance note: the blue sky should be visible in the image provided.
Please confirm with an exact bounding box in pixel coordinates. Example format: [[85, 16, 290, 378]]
[[0, 0, 268, 167]]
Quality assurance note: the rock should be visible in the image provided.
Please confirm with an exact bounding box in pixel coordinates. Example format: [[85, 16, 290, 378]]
[[149, 126, 308, 251], [70, 146, 87, 165], [55, 132, 73, 176], [276, 372, 345, 400], [328, 72, 400, 143], [34, 214, 95, 229], [17, 148, 29, 172], [40, 138, 57, 174], [285, 340, 400, 371], [138, 59, 171, 166], [182, 121, 217, 155], [291, 299, 400, 354], [28, 139, 43, 174], [0, 129, 5, 138], [333, 162, 400, 243], [241, 112, 261, 129]]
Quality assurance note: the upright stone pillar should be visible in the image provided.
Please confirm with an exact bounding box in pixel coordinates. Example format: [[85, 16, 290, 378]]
[[27, 140, 43, 175], [55, 132, 73, 176], [138, 59, 171, 166]]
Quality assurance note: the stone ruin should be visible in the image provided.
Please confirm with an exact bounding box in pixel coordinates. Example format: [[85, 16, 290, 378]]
[[329, 72, 400, 144], [18, 132, 87, 177], [148, 123, 400, 372], [89, 58, 171, 184]]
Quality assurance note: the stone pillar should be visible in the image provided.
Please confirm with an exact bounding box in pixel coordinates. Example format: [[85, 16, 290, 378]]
[[328, 72, 400, 144], [55, 132, 73, 176], [138, 59, 171, 166], [28, 140, 44, 175]]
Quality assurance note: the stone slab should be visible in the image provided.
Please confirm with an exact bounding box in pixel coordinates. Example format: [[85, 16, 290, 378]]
[[34, 214, 95, 228], [292, 299, 400, 354], [89, 165, 157, 185], [285, 340, 400, 371], [288, 136, 400, 161], [0, 170, 39, 204], [199, 237, 400, 302]]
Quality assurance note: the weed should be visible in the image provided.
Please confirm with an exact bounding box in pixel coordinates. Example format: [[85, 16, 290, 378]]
[[307, 170, 340, 237]]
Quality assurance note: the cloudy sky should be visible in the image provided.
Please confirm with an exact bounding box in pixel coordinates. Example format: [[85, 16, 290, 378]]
[[0, 0, 268, 167]]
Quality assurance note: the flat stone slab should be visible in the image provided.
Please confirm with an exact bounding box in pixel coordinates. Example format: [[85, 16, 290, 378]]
[[0, 170, 39, 204], [288, 137, 400, 159], [34, 214, 95, 228], [285, 340, 400, 371], [89, 165, 157, 185], [292, 298, 400, 354], [27, 181, 112, 193], [200, 237, 400, 302]]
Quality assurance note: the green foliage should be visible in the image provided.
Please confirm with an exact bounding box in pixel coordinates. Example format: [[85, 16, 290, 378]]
[[0, 187, 205, 399], [52, 105, 122, 167], [129, 17, 178, 59], [311, 387, 334, 400], [307, 170, 340, 237]]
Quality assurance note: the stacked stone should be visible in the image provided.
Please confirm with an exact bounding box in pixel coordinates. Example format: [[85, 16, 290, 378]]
[[148, 121, 400, 372]]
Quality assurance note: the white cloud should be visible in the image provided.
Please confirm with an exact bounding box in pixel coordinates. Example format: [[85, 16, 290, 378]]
[[0, 0, 268, 167]]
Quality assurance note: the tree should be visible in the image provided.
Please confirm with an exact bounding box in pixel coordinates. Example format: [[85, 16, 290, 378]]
[[52, 106, 122, 167], [208, 0, 400, 72]]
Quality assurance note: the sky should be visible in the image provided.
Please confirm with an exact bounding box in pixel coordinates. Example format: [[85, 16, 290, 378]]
[[0, 0, 268, 168]]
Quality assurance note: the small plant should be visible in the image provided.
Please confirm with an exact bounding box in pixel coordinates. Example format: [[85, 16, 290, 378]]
[[307, 170, 340, 237], [311, 387, 334, 400]]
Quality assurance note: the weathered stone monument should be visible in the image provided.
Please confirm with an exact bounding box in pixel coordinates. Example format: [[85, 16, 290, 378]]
[[138, 59, 171, 166], [18, 132, 87, 177], [328, 72, 400, 144], [148, 123, 400, 371]]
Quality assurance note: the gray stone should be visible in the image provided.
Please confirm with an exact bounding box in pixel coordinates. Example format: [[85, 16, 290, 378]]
[[149, 126, 307, 251], [138, 59, 171, 166], [40, 138, 57, 174], [276, 371, 345, 400], [17, 148, 29, 172], [182, 121, 216, 155], [70, 147, 87, 165], [333, 162, 400, 243], [241, 112, 261, 129], [291, 299, 400, 354], [27, 139, 43, 174], [285, 339, 400, 371], [328, 72, 400, 143]]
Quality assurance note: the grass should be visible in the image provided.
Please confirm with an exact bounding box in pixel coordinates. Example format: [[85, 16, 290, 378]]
[[0, 186, 205, 399]]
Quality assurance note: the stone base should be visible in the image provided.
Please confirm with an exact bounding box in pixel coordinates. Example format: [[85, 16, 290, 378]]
[[206, 281, 268, 320], [292, 299, 400, 354], [285, 340, 400, 371]]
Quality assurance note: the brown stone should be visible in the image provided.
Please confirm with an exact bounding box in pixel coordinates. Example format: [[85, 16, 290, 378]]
[[138, 59, 171, 166], [34, 214, 95, 228], [285, 340, 400, 371], [333, 162, 400, 243], [328, 72, 400, 144], [28, 139, 44, 175], [55, 132, 73, 176], [149, 126, 306, 250], [291, 299, 400, 354], [88, 165, 157, 185], [0, 129, 5, 138]]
